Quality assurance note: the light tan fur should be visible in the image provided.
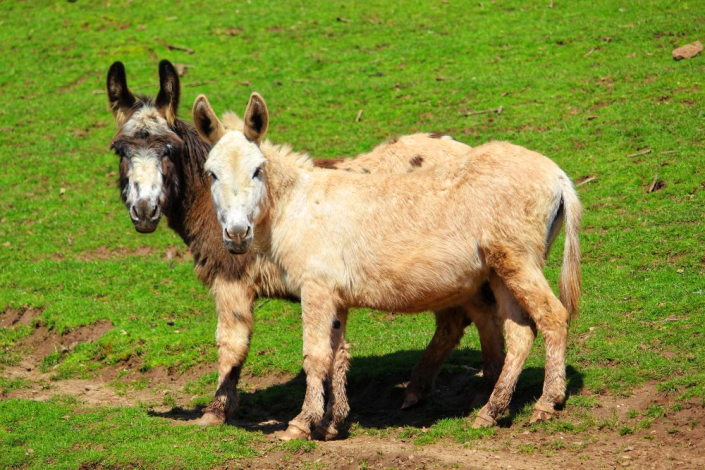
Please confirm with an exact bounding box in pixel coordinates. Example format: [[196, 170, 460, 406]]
[[191, 96, 507, 425], [198, 93, 582, 438]]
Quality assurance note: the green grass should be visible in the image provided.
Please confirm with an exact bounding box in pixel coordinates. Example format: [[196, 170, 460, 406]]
[[1, 0, 704, 467], [0, 398, 259, 469]]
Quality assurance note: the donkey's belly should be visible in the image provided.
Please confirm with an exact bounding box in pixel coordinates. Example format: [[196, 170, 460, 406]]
[[384, 286, 482, 313], [347, 263, 489, 313]]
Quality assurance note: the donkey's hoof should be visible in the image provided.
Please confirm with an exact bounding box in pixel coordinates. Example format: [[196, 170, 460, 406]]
[[471, 413, 496, 429], [529, 409, 555, 424], [196, 412, 225, 426], [312, 425, 339, 441], [278, 424, 310, 441]]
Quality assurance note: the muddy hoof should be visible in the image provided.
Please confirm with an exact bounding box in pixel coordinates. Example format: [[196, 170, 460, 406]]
[[312, 425, 339, 441], [471, 413, 496, 429], [401, 390, 424, 410], [196, 412, 225, 426], [278, 424, 310, 441], [529, 409, 554, 424]]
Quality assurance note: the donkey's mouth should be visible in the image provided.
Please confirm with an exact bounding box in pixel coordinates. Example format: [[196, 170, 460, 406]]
[[130, 205, 162, 233], [224, 237, 252, 255], [133, 219, 160, 233]]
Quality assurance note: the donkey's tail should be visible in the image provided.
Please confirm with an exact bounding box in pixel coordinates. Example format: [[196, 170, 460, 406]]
[[559, 176, 582, 321]]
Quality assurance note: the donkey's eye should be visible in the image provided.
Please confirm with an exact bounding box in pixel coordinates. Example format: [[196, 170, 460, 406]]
[[253, 167, 262, 179], [207, 171, 218, 183]]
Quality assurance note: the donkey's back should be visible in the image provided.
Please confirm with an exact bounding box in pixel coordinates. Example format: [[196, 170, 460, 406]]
[[279, 141, 575, 313]]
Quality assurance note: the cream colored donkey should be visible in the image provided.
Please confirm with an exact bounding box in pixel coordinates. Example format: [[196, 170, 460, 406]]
[[195, 93, 582, 440]]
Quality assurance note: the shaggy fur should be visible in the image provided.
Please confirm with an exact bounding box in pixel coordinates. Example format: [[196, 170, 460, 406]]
[[107, 61, 506, 425], [198, 93, 581, 439]]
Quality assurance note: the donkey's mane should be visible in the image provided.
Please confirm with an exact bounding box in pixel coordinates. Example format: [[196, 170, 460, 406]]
[[260, 141, 315, 171], [173, 118, 211, 182], [222, 112, 245, 131]]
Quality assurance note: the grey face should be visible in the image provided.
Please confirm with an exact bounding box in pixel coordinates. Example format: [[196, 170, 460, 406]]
[[111, 106, 182, 233]]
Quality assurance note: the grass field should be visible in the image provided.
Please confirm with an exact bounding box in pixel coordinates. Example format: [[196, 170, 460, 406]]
[[1, 0, 703, 468]]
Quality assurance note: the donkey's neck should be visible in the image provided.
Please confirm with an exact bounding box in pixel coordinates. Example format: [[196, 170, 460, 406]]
[[162, 120, 213, 247], [261, 140, 313, 205], [251, 141, 313, 255]]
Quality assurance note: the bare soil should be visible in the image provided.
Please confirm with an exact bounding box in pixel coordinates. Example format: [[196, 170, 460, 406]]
[[1, 313, 702, 469]]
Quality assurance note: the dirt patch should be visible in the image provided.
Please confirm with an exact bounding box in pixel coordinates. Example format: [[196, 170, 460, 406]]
[[6, 378, 135, 407], [242, 436, 565, 469], [1, 315, 701, 469], [0, 306, 44, 328], [72, 245, 193, 262], [233, 400, 704, 469], [18, 319, 114, 359], [2, 347, 702, 469], [2, 352, 207, 409], [77, 245, 155, 261], [232, 380, 704, 469], [2, 318, 116, 403]]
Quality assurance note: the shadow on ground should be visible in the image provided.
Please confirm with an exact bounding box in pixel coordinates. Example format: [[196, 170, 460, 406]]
[[149, 348, 584, 434]]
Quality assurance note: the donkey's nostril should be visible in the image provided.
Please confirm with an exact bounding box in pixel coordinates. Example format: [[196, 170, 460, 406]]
[[150, 205, 159, 218], [130, 205, 139, 221], [224, 225, 250, 241]]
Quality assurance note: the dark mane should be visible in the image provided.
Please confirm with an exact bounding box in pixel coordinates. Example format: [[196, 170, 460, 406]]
[[160, 117, 210, 243], [173, 118, 210, 186]]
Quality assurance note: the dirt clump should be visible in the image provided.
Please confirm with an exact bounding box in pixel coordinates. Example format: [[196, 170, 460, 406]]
[[672, 40, 703, 60]]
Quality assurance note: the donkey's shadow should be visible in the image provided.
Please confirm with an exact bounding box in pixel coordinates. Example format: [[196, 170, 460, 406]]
[[149, 348, 583, 434]]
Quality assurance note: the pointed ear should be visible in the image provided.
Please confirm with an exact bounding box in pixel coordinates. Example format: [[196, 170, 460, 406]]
[[106, 61, 136, 126], [243, 92, 269, 144], [156, 60, 180, 127], [192, 94, 226, 145]]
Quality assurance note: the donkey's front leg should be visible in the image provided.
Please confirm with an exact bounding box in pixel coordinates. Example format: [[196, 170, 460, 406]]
[[199, 277, 255, 425], [281, 283, 338, 441], [314, 308, 351, 440]]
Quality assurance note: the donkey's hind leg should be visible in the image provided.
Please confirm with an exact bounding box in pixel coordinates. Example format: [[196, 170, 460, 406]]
[[199, 277, 254, 425], [404, 283, 505, 410], [403, 307, 467, 409], [474, 276, 536, 428], [463, 287, 506, 407], [498, 265, 570, 423], [314, 308, 351, 440]]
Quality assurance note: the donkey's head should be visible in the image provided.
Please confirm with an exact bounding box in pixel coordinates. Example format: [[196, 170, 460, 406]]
[[106, 60, 184, 233], [194, 93, 269, 254]]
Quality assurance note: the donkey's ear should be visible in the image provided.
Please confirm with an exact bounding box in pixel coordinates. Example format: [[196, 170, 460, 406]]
[[243, 92, 269, 144], [156, 60, 180, 127], [106, 61, 136, 126], [192, 94, 226, 145]]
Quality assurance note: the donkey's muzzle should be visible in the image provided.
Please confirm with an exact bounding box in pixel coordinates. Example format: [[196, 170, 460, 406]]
[[223, 225, 252, 254], [130, 199, 162, 233]]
